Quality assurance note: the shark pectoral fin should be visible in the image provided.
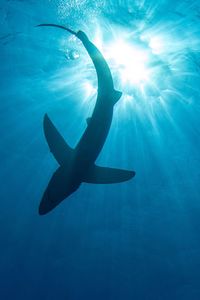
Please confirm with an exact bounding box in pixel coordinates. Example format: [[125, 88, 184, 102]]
[[43, 114, 73, 165], [113, 90, 122, 105], [83, 165, 135, 184]]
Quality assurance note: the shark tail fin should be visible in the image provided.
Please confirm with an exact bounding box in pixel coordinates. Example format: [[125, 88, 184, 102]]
[[113, 90, 122, 105], [36, 24, 77, 35], [83, 165, 135, 184], [43, 114, 73, 166]]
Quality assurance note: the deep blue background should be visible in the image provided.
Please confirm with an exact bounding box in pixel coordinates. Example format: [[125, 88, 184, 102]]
[[1, 0, 200, 299]]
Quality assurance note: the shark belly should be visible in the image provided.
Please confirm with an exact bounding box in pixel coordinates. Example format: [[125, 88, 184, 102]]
[[75, 102, 113, 165]]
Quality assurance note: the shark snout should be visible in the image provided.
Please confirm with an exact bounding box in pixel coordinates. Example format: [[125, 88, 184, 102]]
[[39, 167, 81, 215], [38, 191, 52, 215]]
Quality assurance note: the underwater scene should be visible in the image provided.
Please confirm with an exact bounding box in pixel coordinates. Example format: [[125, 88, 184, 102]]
[[1, 0, 200, 299]]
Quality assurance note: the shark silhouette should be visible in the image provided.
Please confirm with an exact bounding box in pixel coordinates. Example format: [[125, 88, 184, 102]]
[[37, 24, 135, 215]]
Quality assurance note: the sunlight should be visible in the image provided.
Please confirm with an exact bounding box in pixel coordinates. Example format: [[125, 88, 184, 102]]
[[105, 40, 151, 86], [55, 20, 199, 117], [149, 36, 164, 54], [83, 81, 96, 99]]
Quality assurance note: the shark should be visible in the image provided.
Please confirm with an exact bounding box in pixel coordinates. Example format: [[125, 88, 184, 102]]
[[37, 24, 135, 215]]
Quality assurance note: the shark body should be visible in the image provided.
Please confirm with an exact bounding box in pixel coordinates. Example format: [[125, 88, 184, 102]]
[[38, 26, 135, 215]]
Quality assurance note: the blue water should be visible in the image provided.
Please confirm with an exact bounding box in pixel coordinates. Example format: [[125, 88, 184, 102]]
[[1, 0, 200, 299]]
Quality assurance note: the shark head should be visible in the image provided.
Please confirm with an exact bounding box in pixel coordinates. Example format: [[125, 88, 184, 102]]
[[39, 166, 80, 215]]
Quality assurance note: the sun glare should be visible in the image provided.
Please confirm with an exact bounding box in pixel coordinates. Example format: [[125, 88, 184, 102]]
[[83, 81, 96, 99], [79, 32, 166, 111], [105, 40, 150, 86], [60, 22, 196, 115]]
